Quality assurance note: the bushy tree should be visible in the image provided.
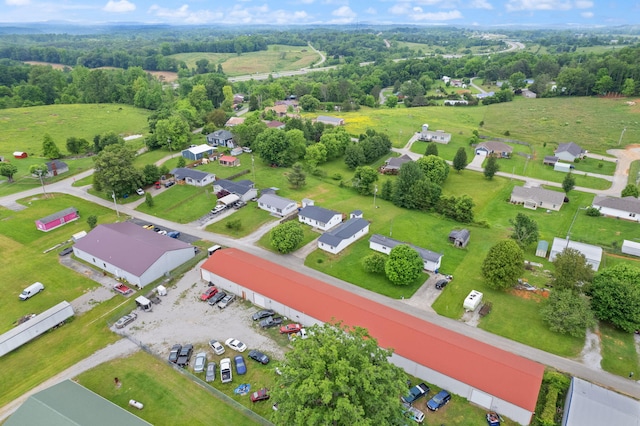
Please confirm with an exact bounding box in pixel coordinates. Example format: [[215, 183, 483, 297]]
[[344, 143, 366, 169], [270, 221, 304, 254], [380, 179, 394, 201], [176, 157, 186, 168], [299, 94, 321, 112], [66, 136, 90, 154], [29, 163, 48, 194], [410, 178, 442, 211], [92, 144, 143, 197], [621, 184, 639, 198], [42, 133, 62, 159], [287, 163, 306, 189], [484, 156, 499, 179], [271, 322, 407, 426], [255, 128, 306, 167], [359, 130, 392, 164], [452, 147, 468, 172], [141, 164, 161, 186], [392, 161, 424, 209], [93, 131, 124, 153], [562, 173, 575, 193], [87, 215, 97, 229], [362, 253, 386, 274], [144, 192, 154, 207], [352, 165, 378, 195], [384, 95, 398, 108], [0, 163, 18, 183], [416, 155, 449, 185], [482, 240, 524, 290], [304, 143, 327, 168], [425, 143, 438, 156], [385, 245, 424, 286], [552, 248, 594, 292], [589, 264, 640, 332], [541, 289, 595, 337], [509, 213, 539, 247]]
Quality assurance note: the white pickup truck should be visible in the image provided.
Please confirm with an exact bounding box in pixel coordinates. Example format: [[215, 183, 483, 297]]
[[220, 358, 232, 383]]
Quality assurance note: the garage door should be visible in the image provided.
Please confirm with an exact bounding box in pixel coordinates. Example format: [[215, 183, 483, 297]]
[[253, 294, 266, 308], [476, 149, 488, 156], [469, 389, 493, 409]]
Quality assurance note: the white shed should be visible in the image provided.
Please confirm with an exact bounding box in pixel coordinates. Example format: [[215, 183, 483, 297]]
[[463, 290, 483, 312], [554, 162, 572, 173], [622, 240, 640, 257]]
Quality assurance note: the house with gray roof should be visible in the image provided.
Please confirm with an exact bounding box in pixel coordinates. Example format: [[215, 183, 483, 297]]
[[314, 115, 345, 126], [318, 218, 370, 254], [369, 234, 443, 272], [510, 186, 565, 211], [554, 142, 585, 162], [73, 222, 195, 288], [206, 129, 235, 148], [44, 160, 69, 177], [593, 196, 640, 222], [170, 167, 216, 187], [380, 154, 413, 173], [213, 179, 257, 202], [448, 228, 470, 248], [549, 237, 603, 271], [298, 205, 342, 231], [475, 141, 513, 158], [257, 193, 297, 217]]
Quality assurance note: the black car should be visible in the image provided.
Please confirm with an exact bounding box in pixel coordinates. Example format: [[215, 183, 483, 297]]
[[177, 343, 193, 367], [164, 181, 175, 188], [208, 291, 227, 306], [252, 309, 275, 321], [58, 247, 73, 256], [259, 316, 283, 328], [168, 344, 182, 363], [435, 279, 449, 290], [248, 350, 270, 365]]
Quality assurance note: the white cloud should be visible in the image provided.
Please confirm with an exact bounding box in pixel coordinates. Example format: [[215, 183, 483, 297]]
[[298, 0, 315, 3], [505, 0, 581, 12], [468, 0, 493, 9], [148, 3, 312, 25], [332, 5, 356, 18], [411, 9, 463, 20], [365, 7, 377, 14], [389, 3, 411, 14], [5, 0, 30, 6], [323, 0, 348, 4], [103, 0, 135, 13], [581, 11, 593, 18], [575, 1, 593, 8]]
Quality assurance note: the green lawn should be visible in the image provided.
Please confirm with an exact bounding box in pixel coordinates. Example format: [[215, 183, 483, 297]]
[[136, 184, 217, 223], [257, 222, 319, 254], [206, 205, 276, 238], [599, 322, 640, 377]]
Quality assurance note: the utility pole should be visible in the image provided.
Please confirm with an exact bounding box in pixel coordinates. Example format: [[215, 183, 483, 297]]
[[112, 191, 120, 219], [251, 155, 256, 182], [618, 127, 627, 146]]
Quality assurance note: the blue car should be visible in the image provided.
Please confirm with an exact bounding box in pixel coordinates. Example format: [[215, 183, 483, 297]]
[[426, 390, 451, 411], [234, 355, 247, 375]]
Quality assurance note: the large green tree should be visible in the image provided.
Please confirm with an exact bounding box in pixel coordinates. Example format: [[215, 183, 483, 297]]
[[287, 163, 306, 189], [93, 131, 124, 153], [425, 143, 438, 157], [562, 173, 575, 193], [352, 165, 378, 195], [93, 144, 142, 197], [66, 136, 90, 155], [509, 213, 539, 247], [0, 163, 18, 183], [482, 240, 524, 290], [392, 161, 424, 209], [305, 143, 328, 168], [552, 248, 594, 292], [385, 245, 424, 286], [270, 221, 304, 254], [410, 178, 441, 211], [271, 322, 407, 426], [416, 155, 449, 185], [255, 128, 306, 167], [452, 147, 468, 173], [42, 133, 62, 159], [621, 184, 639, 198], [483, 156, 499, 179], [541, 289, 595, 337], [590, 264, 640, 332], [299, 94, 321, 112], [29, 163, 49, 195], [155, 115, 191, 151], [344, 143, 366, 169]]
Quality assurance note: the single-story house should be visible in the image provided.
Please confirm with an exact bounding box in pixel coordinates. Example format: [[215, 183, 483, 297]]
[[170, 167, 216, 187], [543, 156, 558, 166], [420, 129, 452, 144], [448, 229, 470, 248], [380, 154, 413, 173], [45, 160, 69, 177], [562, 377, 640, 426], [554, 162, 573, 173], [318, 217, 370, 254], [476, 91, 495, 99], [73, 222, 195, 288], [13, 151, 27, 158], [621, 240, 640, 257], [265, 104, 288, 117], [510, 186, 565, 211], [315, 115, 345, 126], [266, 120, 286, 129], [592, 195, 640, 222], [181, 144, 216, 161], [257, 193, 297, 217], [219, 155, 240, 167], [5, 379, 152, 426], [200, 249, 544, 426], [475, 141, 513, 158], [206, 129, 235, 148], [549, 237, 603, 271], [369, 234, 443, 272], [225, 117, 245, 127], [213, 179, 257, 202], [298, 205, 343, 231], [554, 142, 585, 162], [536, 240, 549, 258], [521, 89, 537, 98], [444, 99, 469, 106], [35, 207, 79, 232]]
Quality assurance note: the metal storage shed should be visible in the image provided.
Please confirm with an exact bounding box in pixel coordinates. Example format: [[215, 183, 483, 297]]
[[622, 240, 640, 257], [536, 240, 549, 258], [554, 162, 572, 173]]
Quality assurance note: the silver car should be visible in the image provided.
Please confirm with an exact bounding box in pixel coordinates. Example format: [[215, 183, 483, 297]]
[[205, 362, 216, 382], [194, 352, 207, 373], [115, 312, 137, 329]]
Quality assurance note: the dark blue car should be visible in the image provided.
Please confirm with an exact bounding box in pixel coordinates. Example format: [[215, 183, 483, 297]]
[[234, 355, 247, 375], [426, 389, 451, 411]]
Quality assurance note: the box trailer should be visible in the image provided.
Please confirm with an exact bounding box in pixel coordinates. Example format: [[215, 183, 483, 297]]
[[0, 301, 74, 357], [463, 290, 483, 312], [135, 296, 153, 312]]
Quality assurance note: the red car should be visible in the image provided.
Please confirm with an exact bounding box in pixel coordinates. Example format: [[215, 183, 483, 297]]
[[200, 287, 219, 301], [250, 388, 270, 403], [279, 323, 302, 334]]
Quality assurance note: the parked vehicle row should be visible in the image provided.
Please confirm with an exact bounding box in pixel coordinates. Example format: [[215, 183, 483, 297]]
[[141, 223, 180, 238]]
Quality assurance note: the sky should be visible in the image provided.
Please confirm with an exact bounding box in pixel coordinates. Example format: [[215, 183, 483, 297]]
[[0, 0, 638, 27]]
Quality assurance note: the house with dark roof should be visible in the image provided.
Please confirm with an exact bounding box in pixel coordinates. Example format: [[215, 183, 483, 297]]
[[181, 144, 216, 161], [44, 160, 69, 177], [475, 141, 513, 158], [448, 228, 470, 248], [6, 380, 151, 426], [35, 207, 79, 232], [318, 218, 370, 254], [206, 129, 235, 148], [592, 196, 640, 222], [510, 186, 565, 211], [200, 248, 544, 425], [73, 222, 195, 288], [554, 142, 585, 162], [257, 193, 297, 217], [369, 234, 443, 272], [380, 154, 413, 173], [543, 156, 558, 166], [314, 115, 345, 126], [298, 205, 343, 231], [213, 179, 257, 202], [170, 167, 216, 187], [549, 237, 603, 271]]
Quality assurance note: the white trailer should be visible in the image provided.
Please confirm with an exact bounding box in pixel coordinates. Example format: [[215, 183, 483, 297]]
[[0, 301, 74, 357], [463, 290, 483, 312]]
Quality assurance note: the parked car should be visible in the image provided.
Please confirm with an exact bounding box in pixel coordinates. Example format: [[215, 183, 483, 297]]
[[242, 147, 252, 153], [426, 390, 451, 411], [401, 383, 430, 405], [168, 344, 182, 363], [156, 230, 167, 236], [136, 188, 145, 196], [167, 231, 180, 239], [248, 350, 270, 365], [252, 309, 275, 321], [200, 287, 219, 301], [218, 293, 236, 309], [209, 339, 225, 355], [114, 312, 137, 329], [143, 224, 154, 230], [233, 201, 247, 210], [205, 362, 216, 382], [250, 388, 270, 403], [435, 279, 449, 290], [208, 291, 227, 306], [194, 352, 207, 373], [59, 247, 73, 256], [211, 205, 226, 214], [234, 355, 247, 375], [177, 344, 193, 367], [259, 316, 283, 329], [402, 403, 425, 423], [289, 328, 309, 341], [155, 181, 161, 189], [279, 323, 302, 334], [164, 180, 175, 188], [225, 338, 247, 352]]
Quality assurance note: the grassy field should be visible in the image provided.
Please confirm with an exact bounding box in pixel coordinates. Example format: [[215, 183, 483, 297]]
[[170, 44, 320, 76], [206, 206, 276, 238], [257, 223, 320, 254], [599, 322, 640, 377]]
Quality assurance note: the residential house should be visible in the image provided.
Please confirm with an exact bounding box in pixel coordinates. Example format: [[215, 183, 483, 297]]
[[475, 141, 513, 158], [549, 237, 603, 271], [510, 186, 565, 211], [266, 120, 286, 129], [369, 234, 443, 272], [314, 115, 345, 126], [419, 124, 452, 144], [475, 91, 495, 99], [181, 144, 216, 161], [35, 207, 79, 232], [206, 129, 235, 148], [265, 104, 288, 118], [298, 205, 343, 231], [592, 195, 640, 222], [225, 117, 245, 127], [318, 218, 370, 254], [275, 99, 299, 108], [448, 229, 470, 248], [213, 179, 257, 202], [45, 160, 69, 177], [444, 99, 469, 106], [621, 240, 640, 257], [380, 154, 413, 173], [219, 155, 240, 167], [170, 168, 216, 187], [200, 248, 544, 426], [73, 222, 195, 288], [554, 142, 585, 162], [257, 193, 297, 217]]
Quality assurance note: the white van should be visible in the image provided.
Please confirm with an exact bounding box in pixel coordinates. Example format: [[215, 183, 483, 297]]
[[19, 282, 44, 300]]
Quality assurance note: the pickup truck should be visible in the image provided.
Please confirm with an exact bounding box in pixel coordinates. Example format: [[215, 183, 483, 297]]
[[220, 357, 233, 383], [401, 383, 430, 405]]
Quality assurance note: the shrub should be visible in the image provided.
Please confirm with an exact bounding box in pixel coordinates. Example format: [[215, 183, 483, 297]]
[[332, 173, 342, 181], [504, 130, 510, 136], [585, 207, 601, 217], [362, 253, 386, 274], [225, 218, 242, 231]]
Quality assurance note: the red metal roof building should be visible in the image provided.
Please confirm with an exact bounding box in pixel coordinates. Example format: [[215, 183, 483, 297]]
[[201, 248, 543, 425]]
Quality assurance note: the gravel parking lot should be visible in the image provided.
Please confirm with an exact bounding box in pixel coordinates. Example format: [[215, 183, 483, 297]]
[[115, 260, 286, 363]]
